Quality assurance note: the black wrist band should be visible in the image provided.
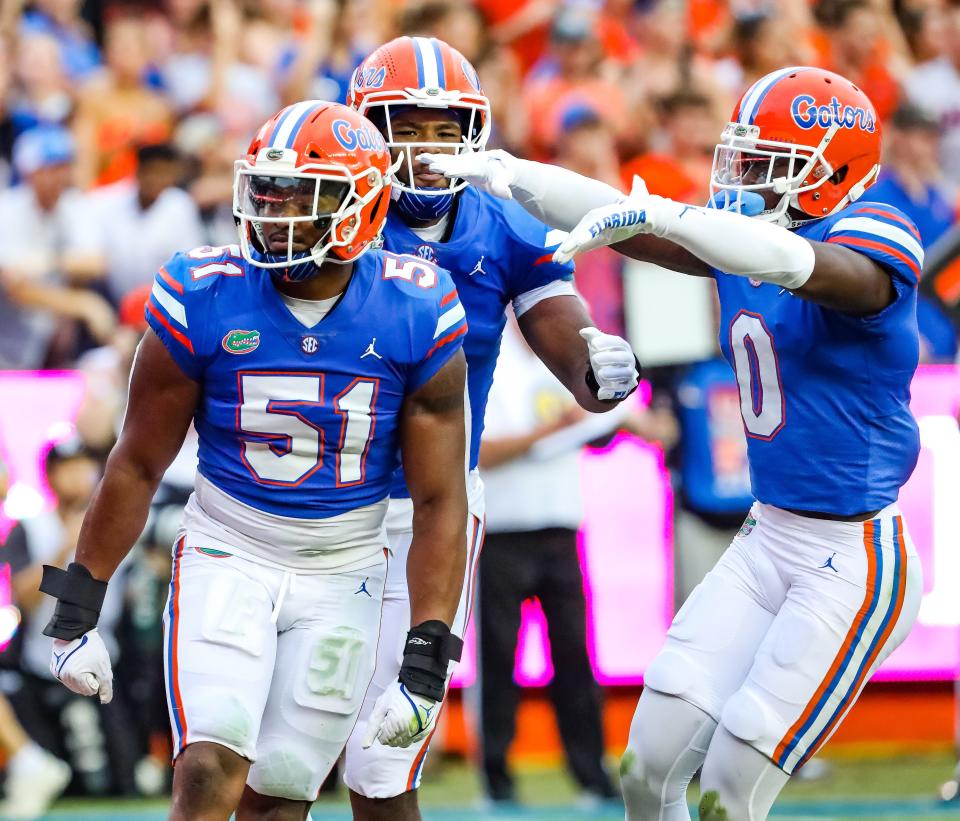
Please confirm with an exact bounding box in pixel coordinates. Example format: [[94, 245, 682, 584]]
[[398, 619, 463, 701], [585, 354, 643, 403], [40, 563, 107, 640]]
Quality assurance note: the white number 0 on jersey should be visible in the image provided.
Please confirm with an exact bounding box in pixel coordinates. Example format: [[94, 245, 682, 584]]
[[239, 373, 376, 486], [730, 312, 785, 440]]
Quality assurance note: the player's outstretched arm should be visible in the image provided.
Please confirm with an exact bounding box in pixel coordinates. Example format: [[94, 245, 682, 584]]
[[557, 177, 903, 314], [39, 329, 199, 703], [363, 350, 468, 750], [401, 349, 469, 628], [517, 296, 639, 412], [417, 150, 704, 275]]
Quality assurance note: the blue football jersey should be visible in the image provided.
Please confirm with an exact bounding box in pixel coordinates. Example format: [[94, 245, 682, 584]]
[[382, 186, 575, 493], [144, 245, 466, 519], [714, 201, 922, 515]]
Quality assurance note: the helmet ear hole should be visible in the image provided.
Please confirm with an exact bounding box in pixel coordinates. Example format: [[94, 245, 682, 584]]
[[828, 165, 849, 186]]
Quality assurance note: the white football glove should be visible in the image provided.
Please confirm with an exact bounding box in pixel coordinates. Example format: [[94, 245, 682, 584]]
[[581, 327, 639, 401], [415, 149, 517, 200], [51, 629, 113, 704], [555, 176, 672, 264], [361, 681, 440, 749]]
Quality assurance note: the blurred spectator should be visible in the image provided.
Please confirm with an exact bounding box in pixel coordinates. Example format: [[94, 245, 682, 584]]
[[19, 0, 100, 83], [817, 0, 901, 121], [0, 127, 114, 370], [868, 103, 956, 249], [672, 358, 753, 607], [622, 0, 726, 121], [552, 104, 626, 335], [0, 457, 72, 819], [2, 437, 137, 797], [85, 143, 203, 304], [715, 11, 814, 96], [916, 294, 959, 362], [73, 15, 173, 188], [477, 319, 618, 806], [899, 1, 947, 64], [277, 0, 358, 106], [475, 0, 558, 74], [8, 32, 74, 142], [398, 1, 486, 64], [173, 113, 240, 245], [523, 6, 628, 159], [475, 38, 529, 153], [158, 0, 278, 133], [0, 39, 14, 184], [0, 692, 71, 818], [620, 89, 717, 204], [904, 0, 960, 193]]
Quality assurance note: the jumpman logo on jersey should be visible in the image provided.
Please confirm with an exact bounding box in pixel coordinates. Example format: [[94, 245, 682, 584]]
[[469, 256, 486, 276], [355, 577, 372, 597], [361, 338, 382, 360], [819, 553, 839, 573], [53, 651, 65, 672]]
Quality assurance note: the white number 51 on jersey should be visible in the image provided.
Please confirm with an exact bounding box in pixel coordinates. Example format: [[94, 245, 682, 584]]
[[238, 373, 377, 486]]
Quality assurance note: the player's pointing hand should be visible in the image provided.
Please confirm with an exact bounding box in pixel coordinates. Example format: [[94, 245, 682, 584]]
[[415, 150, 517, 200]]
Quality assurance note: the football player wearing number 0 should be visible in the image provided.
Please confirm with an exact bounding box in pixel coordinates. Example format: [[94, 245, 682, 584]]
[[38, 102, 470, 821], [344, 37, 638, 820], [420, 67, 925, 821]]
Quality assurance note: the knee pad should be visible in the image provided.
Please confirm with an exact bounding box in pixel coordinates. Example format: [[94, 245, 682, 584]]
[[185, 691, 258, 759], [247, 748, 319, 802], [643, 648, 701, 702], [720, 689, 769, 745]]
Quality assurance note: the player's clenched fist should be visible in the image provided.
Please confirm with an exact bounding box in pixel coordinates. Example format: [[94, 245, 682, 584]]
[[581, 327, 640, 402], [362, 681, 438, 749], [40, 562, 113, 704], [51, 629, 113, 704], [363, 619, 463, 749]]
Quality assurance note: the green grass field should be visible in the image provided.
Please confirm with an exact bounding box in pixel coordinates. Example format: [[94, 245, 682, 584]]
[[34, 751, 960, 820]]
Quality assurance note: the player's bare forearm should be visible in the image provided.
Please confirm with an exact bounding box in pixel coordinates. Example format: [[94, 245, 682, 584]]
[[401, 351, 468, 627], [796, 242, 896, 314], [517, 295, 611, 413], [75, 330, 199, 581], [612, 235, 713, 278]]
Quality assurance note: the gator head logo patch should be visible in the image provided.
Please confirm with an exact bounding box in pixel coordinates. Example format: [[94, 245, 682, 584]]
[[222, 329, 260, 354], [737, 514, 758, 539]]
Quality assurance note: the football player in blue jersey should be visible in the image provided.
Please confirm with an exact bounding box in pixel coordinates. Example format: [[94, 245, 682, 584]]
[[344, 36, 640, 819], [423, 67, 924, 821], [38, 102, 473, 821]]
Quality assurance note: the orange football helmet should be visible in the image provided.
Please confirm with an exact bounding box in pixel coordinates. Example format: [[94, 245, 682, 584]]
[[233, 101, 396, 281], [347, 36, 491, 201], [710, 67, 882, 227]]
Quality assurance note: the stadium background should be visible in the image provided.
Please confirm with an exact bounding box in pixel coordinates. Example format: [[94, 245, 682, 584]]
[[0, 0, 959, 818]]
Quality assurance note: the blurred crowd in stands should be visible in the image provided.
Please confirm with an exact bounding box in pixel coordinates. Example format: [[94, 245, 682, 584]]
[[0, 0, 959, 810]]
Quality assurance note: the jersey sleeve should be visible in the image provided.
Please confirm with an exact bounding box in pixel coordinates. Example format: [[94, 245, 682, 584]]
[[144, 252, 210, 380], [407, 267, 467, 393], [500, 202, 576, 307], [823, 203, 924, 292]]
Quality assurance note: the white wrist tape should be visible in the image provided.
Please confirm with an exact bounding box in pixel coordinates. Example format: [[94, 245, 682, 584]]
[[650, 199, 815, 289], [511, 160, 622, 232]]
